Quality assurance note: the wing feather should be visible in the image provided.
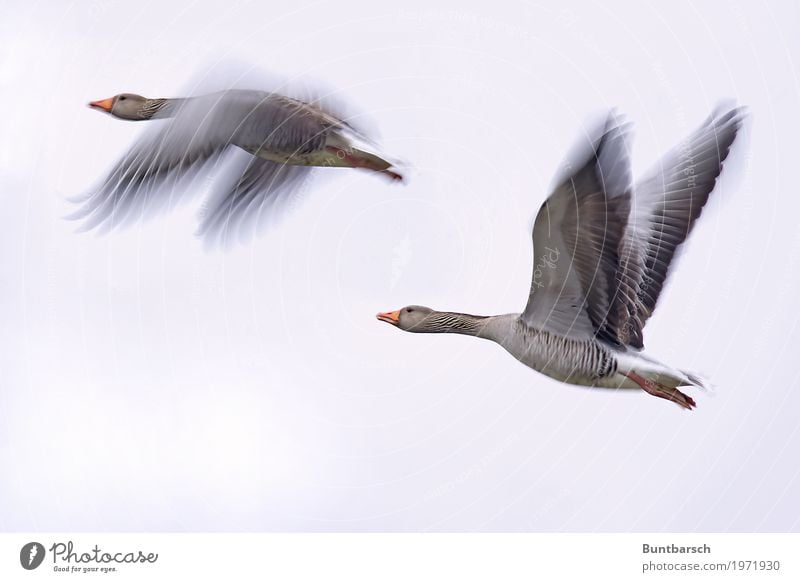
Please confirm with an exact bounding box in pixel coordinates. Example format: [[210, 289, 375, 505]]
[[197, 153, 311, 249], [614, 105, 745, 348], [520, 113, 632, 343]]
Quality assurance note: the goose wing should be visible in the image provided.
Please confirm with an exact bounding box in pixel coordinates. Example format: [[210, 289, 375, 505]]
[[520, 113, 632, 344], [71, 90, 342, 232], [196, 152, 310, 248], [614, 105, 745, 348]]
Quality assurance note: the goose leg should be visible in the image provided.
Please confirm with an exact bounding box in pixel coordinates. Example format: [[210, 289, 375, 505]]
[[626, 371, 696, 410]]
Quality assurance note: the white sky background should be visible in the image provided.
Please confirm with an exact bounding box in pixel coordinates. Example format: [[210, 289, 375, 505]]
[[0, 0, 798, 532]]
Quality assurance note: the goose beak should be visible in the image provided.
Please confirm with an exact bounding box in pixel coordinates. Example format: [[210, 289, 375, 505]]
[[88, 97, 114, 113], [376, 310, 400, 326]]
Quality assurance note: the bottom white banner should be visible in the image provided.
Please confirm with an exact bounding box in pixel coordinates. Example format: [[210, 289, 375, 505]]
[[0, 533, 796, 581]]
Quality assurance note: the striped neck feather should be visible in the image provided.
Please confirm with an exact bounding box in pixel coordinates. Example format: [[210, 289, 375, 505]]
[[418, 311, 490, 337], [139, 98, 175, 119]]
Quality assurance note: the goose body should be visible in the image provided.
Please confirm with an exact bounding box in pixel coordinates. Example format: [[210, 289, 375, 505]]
[[378, 106, 745, 409], [496, 320, 698, 391], [78, 89, 402, 245]]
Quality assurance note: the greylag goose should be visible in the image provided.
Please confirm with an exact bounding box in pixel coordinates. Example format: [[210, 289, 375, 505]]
[[378, 106, 745, 409], [74, 89, 402, 245]]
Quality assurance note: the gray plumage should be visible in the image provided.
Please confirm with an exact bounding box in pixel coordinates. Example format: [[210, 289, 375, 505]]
[[379, 105, 746, 409], [615, 106, 743, 348], [74, 89, 402, 247]]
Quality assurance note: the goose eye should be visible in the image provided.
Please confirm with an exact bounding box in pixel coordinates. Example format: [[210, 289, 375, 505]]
[[119, 96, 126, 101], [406, 308, 414, 313]]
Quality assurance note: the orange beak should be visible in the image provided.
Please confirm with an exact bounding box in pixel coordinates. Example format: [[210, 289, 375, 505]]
[[88, 97, 115, 113], [376, 310, 400, 325]]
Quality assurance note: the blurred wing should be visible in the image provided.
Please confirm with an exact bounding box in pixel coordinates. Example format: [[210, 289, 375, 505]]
[[70, 90, 340, 232], [521, 113, 632, 343], [197, 152, 312, 249], [614, 105, 745, 348], [70, 92, 254, 230], [194, 92, 357, 248]]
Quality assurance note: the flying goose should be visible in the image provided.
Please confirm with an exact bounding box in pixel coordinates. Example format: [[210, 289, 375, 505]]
[[74, 89, 402, 245], [378, 106, 745, 409]]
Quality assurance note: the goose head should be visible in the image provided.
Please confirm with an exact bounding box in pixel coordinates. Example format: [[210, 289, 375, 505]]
[[88, 93, 156, 120], [376, 305, 436, 332]]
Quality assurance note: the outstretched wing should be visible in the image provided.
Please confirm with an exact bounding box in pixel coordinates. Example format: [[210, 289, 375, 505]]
[[614, 105, 745, 349], [70, 90, 340, 232], [520, 113, 632, 344]]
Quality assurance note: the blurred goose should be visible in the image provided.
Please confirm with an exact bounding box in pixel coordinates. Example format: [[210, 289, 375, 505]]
[[75, 89, 402, 245], [378, 106, 745, 409]]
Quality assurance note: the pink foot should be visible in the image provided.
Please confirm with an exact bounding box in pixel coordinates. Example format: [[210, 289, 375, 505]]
[[380, 168, 404, 182], [627, 371, 696, 410]]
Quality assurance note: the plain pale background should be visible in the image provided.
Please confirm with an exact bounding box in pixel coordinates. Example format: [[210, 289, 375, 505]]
[[1, 0, 798, 531]]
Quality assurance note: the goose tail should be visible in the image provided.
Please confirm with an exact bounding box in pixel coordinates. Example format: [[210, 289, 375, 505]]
[[613, 351, 711, 409], [680, 369, 715, 394]]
